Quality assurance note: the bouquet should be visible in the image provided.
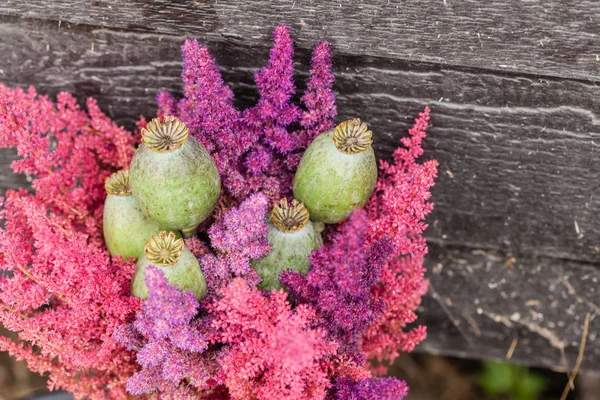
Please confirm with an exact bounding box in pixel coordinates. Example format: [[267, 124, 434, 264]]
[[0, 25, 438, 399]]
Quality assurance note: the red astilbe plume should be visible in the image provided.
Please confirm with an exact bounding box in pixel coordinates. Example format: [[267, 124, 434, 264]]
[[0, 85, 139, 398], [362, 106, 438, 371], [0, 85, 134, 243], [209, 278, 336, 400]]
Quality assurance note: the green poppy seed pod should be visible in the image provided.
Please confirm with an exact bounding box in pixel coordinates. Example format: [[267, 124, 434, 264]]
[[129, 117, 221, 236], [293, 119, 377, 224], [131, 231, 207, 299], [252, 199, 323, 290], [103, 170, 163, 259]]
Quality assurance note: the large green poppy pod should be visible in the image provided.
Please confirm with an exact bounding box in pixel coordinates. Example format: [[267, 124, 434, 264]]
[[103, 170, 162, 259], [252, 198, 322, 290], [293, 119, 377, 224], [131, 231, 207, 299], [129, 117, 221, 236]]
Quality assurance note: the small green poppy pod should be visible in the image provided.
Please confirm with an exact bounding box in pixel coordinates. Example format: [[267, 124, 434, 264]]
[[131, 231, 207, 300], [293, 118, 377, 224], [129, 117, 221, 236], [251, 198, 323, 290], [103, 170, 162, 259]]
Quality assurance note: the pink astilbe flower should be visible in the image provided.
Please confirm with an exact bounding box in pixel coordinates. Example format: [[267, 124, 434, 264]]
[[209, 278, 335, 400], [0, 86, 134, 244], [362, 106, 438, 370], [201, 192, 270, 290], [117, 268, 339, 399], [156, 25, 336, 202], [0, 85, 139, 399]]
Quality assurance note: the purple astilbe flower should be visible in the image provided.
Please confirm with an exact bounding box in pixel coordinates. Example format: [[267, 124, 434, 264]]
[[245, 24, 301, 154], [280, 209, 395, 364], [156, 91, 178, 118], [171, 39, 255, 197], [297, 40, 337, 151], [113, 267, 218, 397], [132, 267, 207, 352], [178, 40, 242, 153], [331, 377, 408, 400], [155, 25, 336, 202], [201, 192, 270, 290], [244, 145, 273, 175]]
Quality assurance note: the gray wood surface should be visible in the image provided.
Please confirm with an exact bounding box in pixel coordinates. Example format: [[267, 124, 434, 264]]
[[421, 243, 600, 371], [0, 1, 599, 371], [0, 0, 598, 80]]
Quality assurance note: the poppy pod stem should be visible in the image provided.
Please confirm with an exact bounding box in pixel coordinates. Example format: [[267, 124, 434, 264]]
[[181, 226, 198, 239]]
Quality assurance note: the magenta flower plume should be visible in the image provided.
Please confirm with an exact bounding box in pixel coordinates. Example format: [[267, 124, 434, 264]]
[[156, 25, 337, 202], [201, 192, 270, 290], [178, 39, 241, 152], [331, 377, 408, 400], [0, 84, 138, 399], [298, 40, 337, 149], [281, 209, 395, 364], [114, 267, 218, 397], [155, 90, 178, 118], [248, 24, 301, 154], [133, 267, 206, 350], [362, 106, 438, 370]]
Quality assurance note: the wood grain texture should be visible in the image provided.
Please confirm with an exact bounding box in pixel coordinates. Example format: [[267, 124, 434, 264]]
[[0, 0, 599, 81], [420, 243, 600, 371], [0, 11, 599, 369]]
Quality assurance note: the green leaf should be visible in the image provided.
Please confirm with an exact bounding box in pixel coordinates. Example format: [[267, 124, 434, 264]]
[[479, 361, 515, 395], [514, 369, 547, 400]]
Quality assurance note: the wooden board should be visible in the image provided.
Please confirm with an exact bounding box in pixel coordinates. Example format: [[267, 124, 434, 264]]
[[0, 2, 599, 371], [0, 0, 598, 80], [420, 243, 600, 371]]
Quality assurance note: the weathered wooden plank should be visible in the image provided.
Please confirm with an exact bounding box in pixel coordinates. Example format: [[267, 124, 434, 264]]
[[0, 1, 599, 81], [1, 16, 598, 263], [419, 242, 600, 371]]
